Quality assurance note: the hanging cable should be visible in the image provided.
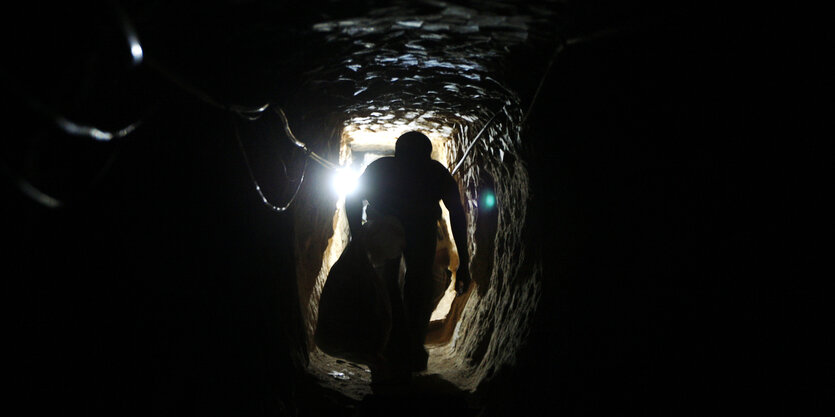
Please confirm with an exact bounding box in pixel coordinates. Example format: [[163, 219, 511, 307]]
[[521, 27, 623, 129], [451, 104, 507, 175], [234, 121, 307, 212], [2, 4, 334, 212], [55, 115, 142, 141], [0, 132, 122, 209], [147, 58, 231, 112], [4, 5, 623, 212], [1, 159, 64, 209], [0, 69, 145, 142], [521, 36, 566, 129], [274, 107, 338, 170], [278, 154, 299, 182], [0, 1, 150, 142], [141, 58, 338, 212], [145, 56, 273, 121], [234, 103, 272, 121]]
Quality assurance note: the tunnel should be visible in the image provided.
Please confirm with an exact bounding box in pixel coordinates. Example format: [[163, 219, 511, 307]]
[[2, 1, 820, 417]]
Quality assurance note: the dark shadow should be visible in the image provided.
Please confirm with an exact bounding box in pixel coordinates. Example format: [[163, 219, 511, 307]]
[[295, 373, 360, 417], [357, 374, 478, 417]]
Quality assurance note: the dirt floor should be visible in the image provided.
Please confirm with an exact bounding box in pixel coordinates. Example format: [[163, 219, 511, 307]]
[[301, 342, 480, 416]]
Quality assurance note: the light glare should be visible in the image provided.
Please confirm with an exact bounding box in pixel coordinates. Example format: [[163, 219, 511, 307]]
[[131, 43, 144, 62], [332, 168, 360, 196], [128, 36, 144, 65], [484, 192, 496, 208]]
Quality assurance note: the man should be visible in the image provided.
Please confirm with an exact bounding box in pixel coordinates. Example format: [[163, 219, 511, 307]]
[[346, 131, 471, 380]]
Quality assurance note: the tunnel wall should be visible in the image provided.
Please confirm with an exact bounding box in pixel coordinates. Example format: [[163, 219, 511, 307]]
[[290, 98, 545, 395], [287, 113, 345, 346], [443, 103, 544, 390]]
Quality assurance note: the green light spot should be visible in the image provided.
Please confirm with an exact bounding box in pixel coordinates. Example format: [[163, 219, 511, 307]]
[[484, 193, 495, 208]]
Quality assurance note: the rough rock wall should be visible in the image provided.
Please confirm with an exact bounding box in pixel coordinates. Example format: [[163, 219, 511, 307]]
[[444, 103, 543, 390], [287, 114, 345, 345], [291, 97, 544, 395], [290, 1, 560, 392]]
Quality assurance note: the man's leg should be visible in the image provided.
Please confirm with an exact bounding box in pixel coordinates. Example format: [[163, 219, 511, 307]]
[[378, 257, 410, 382], [402, 222, 438, 372]]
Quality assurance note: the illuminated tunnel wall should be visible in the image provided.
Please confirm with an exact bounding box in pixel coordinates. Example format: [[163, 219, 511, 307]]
[[289, 99, 540, 392], [279, 1, 558, 394]]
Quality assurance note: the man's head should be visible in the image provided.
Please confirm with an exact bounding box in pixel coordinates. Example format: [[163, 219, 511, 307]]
[[395, 131, 432, 161]]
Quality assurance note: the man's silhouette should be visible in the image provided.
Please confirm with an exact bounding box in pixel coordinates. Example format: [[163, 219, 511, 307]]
[[346, 131, 471, 382]]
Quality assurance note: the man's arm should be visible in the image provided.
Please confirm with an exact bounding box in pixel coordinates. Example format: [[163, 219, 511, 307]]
[[441, 173, 471, 296], [346, 159, 382, 243], [345, 191, 364, 243]]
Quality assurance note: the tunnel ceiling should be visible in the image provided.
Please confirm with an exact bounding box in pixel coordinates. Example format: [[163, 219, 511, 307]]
[[294, 0, 565, 134], [5, 1, 568, 145]]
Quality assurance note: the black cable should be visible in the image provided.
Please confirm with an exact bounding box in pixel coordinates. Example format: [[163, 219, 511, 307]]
[[274, 108, 338, 170], [520, 35, 567, 129], [451, 104, 507, 175], [521, 27, 623, 129], [234, 120, 307, 212], [1, 158, 64, 208], [278, 154, 299, 182], [0, 129, 123, 209], [0, 68, 145, 142]]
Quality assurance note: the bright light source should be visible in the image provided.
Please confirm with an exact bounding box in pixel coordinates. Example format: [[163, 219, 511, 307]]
[[131, 43, 144, 62], [128, 35, 144, 65], [332, 168, 360, 196], [484, 192, 496, 208]]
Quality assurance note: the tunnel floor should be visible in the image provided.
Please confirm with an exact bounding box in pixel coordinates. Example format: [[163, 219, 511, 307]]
[[303, 342, 478, 414]]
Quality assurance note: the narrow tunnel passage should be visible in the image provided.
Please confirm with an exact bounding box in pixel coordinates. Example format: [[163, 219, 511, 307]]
[[278, 2, 550, 407], [2, 2, 808, 417], [293, 103, 536, 403]]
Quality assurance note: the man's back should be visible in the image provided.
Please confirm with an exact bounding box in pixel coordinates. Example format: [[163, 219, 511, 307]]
[[359, 156, 454, 224]]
